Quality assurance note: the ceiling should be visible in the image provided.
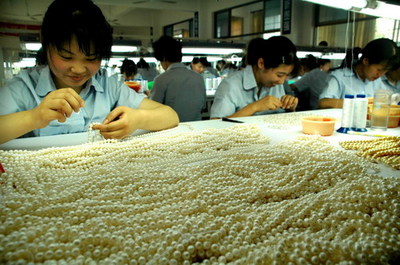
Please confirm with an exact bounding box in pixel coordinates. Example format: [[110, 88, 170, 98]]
[[0, 0, 201, 25], [0, 0, 205, 50]]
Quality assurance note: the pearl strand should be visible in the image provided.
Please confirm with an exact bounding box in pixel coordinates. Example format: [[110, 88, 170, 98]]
[[340, 136, 400, 170], [0, 124, 399, 264]]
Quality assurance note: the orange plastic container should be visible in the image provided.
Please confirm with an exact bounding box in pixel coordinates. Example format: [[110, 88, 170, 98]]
[[301, 116, 336, 136], [124, 81, 141, 93]]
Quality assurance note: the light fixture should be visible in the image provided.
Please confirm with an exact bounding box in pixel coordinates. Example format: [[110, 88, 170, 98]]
[[23, 43, 42, 51], [111, 39, 142, 54], [111, 45, 138, 53], [182, 47, 244, 55], [321, 53, 347, 60], [302, 0, 369, 11], [13, 58, 36, 68], [359, 1, 400, 20], [181, 56, 224, 63], [297, 51, 323, 58], [181, 41, 246, 56], [302, 0, 400, 20]]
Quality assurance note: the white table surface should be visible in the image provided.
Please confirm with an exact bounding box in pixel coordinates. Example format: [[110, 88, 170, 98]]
[[1, 109, 399, 150]]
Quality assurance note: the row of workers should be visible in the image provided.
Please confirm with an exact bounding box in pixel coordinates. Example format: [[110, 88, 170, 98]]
[[148, 36, 399, 121], [0, 0, 399, 144]]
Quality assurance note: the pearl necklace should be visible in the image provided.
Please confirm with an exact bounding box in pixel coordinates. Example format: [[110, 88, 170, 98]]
[[340, 136, 400, 170], [0, 124, 399, 264]]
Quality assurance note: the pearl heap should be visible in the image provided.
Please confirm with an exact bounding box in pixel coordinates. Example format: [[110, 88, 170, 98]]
[[340, 136, 400, 170], [261, 112, 341, 130], [0, 124, 399, 265]]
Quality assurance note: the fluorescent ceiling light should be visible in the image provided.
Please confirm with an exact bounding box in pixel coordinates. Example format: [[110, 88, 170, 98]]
[[181, 56, 223, 63], [360, 2, 400, 20], [24, 43, 42, 51], [302, 0, 368, 11], [321, 53, 347, 60], [226, 57, 243, 62], [182, 48, 244, 55], [111, 45, 138, 53], [262, 32, 281, 39], [13, 58, 36, 68], [297, 51, 323, 58], [303, 0, 400, 20]]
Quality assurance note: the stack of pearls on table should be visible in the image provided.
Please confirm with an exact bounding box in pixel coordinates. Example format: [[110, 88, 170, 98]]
[[340, 136, 400, 170], [260, 112, 342, 130], [0, 124, 399, 264]]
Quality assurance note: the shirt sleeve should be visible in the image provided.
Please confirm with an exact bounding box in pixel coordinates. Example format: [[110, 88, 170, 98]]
[[210, 79, 236, 118], [319, 74, 342, 99], [0, 77, 36, 115], [150, 76, 166, 104], [294, 73, 312, 93], [111, 78, 145, 108]]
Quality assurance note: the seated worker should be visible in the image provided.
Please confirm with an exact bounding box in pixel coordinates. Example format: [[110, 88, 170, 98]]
[[210, 36, 300, 119], [0, 0, 178, 144], [319, 38, 398, 109], [137, 58, 159, 82], [150, 36, 206, 122], [381, 47, 400, 94], [120, 59, 142, 81], [291, 58, 332, 110], [190, 57, 206, 74]]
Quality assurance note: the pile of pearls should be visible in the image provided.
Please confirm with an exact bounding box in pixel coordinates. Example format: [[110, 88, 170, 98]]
[[340, 136, 400, 170], [260, 112, 341, 130], [87, 123, 104, 143], [1, 124, 399, 264]]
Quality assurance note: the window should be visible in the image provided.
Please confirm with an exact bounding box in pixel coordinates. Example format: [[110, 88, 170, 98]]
[[264, 0, 281, 32], [164, 18, 194, 39], [215, 10, 230, 38], [315, 5, 400, 48], [214, 0, 281, 40]]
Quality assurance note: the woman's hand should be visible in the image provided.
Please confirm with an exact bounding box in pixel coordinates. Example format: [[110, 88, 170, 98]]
[[281, 95, 298, 111], [31, 88, 85, 128], [92, 106, 141, 139], [253, 95, 282, 112]]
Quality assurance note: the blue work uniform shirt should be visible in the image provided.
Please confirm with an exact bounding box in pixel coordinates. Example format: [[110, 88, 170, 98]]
[[0, 66, 145, 138], [319, 67, 386, 99], [210, 65, 286, 118], [381, 75, 400, 94]]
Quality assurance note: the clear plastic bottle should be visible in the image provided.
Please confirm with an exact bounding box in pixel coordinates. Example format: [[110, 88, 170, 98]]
[[371, 90, 392, 131]]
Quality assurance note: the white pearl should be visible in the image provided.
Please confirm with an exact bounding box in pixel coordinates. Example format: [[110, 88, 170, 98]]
[[0, 124, 399, 264]]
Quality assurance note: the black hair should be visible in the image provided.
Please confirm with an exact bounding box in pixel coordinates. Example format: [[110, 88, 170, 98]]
[[35, 47, 47, 65], [300, 54, 318, 71], [318, 40, 328, 47], [152, 36, 182, 63], [121, 59, 137, 77], [191, 57, 209, 67], [41, 0, 113, 60], [317, 58, 331, 67], [216, 60, 226, 71], [137, 58, 150, 70], [388, 47, 400, 71], [360, 38, 398, 69], [246, 36, 300, 76], [200, 57, 210, 67], [191, 57, 201, 64], [340, 47, 362, 69]]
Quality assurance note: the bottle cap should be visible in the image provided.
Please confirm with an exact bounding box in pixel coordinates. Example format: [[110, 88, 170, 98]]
[[345, 95, 354, 99], [356, 94, 366, 98]]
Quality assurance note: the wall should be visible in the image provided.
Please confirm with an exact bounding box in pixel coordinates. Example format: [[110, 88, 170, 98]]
[[150, 0, 314, 46]]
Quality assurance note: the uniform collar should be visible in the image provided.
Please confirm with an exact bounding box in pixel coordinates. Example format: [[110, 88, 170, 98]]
[[243, 65, 257, 91], [167, 62, 186, 71]]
